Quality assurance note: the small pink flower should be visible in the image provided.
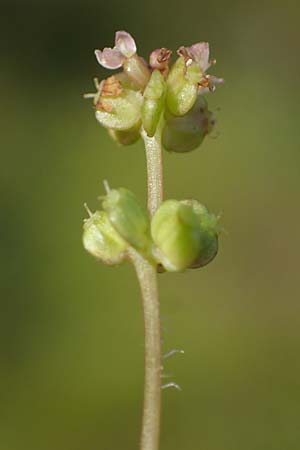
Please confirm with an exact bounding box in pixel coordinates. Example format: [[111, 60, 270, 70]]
[[185, 42, 211, 72], [178, 42, 224, 92], [95, 31, 137, 70], [177, 42, 211, 72]]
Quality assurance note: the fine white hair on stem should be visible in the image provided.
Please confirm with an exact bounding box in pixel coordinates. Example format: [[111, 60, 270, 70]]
[[84, 203, 93, 217], [83, 93, 96, 99], [103, 179, 111, 194], [161, 382, 182, 391], [163, 349, 185, 359]]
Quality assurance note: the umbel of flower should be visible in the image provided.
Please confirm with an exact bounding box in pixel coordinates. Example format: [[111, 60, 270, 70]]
[[87, 30, 223, 149], [151, 199, 220, 272]]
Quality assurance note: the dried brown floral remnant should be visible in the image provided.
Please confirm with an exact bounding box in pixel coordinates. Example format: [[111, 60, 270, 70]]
[[150, 48, 172, 72], [94, 76, 123, 112]]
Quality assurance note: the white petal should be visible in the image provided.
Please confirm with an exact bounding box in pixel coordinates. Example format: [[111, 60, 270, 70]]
[[115, 31, 137, 58], [198, 75, 224, 94], [94, 48, 124, 69], [210, 75, 224, 86]]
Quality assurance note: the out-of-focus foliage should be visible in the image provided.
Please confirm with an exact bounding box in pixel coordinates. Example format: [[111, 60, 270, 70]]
[[1, 1, 300, 449]]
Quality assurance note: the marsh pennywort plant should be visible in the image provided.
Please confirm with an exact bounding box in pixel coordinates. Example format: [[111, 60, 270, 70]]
[[83, 31, 223, 450]]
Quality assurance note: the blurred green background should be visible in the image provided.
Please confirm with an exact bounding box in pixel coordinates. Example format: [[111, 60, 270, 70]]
[[1, 0, 300, 449]]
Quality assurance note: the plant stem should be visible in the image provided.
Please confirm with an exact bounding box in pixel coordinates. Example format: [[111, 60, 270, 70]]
[[129, 249, 161, 450], [141, 125, 163, 216], [130, 125, 164, 450]]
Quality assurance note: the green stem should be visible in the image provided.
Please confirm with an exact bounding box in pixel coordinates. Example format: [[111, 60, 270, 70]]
[[141, 124, 163, 216], [129, 249, 161, 450], [130, 125, 164, 450]]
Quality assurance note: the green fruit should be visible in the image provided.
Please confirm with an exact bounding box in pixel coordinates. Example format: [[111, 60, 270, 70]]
[[142, 70, 166, 137], [151, 199, 220, 272], [83, 211, 128, 265], [162, 95, 215, 153], [103, 188, 151, 252], [166, 57, 201, 116]]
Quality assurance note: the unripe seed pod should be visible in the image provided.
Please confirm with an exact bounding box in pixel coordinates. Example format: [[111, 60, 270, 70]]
[[181, 200, 219, 268], [151, 199, 219, 272], [83, 210, 128, 265], [189, 233, 218, 268], [151, 200, 202, 272], [162, 95, 215, 153], [95, 89, 143, 131], [166, 57, 201, 116], [142, 70, 166, 137], [102, 188, 151, 252]]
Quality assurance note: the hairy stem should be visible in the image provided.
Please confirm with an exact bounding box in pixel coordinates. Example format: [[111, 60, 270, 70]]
[[130, 125, 164, 450], [129, 249, 161, 450], [141, 124, 163, 216]]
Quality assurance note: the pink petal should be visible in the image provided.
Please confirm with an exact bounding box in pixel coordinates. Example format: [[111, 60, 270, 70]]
[[94, 48, 125, 70], [115, 31, 137, 58], [187, 42, 210, 72]]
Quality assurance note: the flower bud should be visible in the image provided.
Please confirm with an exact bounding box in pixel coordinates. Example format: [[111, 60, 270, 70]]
[[149, 48, 172, 74], [162, 95, 215, 153], [123, 54, 151, 89], [151, 199, 219, 272], [166, 56, 202, 116], [142, 70, 166, 137], [102, 188, 151, 252], [82, 210, 128, 265]]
